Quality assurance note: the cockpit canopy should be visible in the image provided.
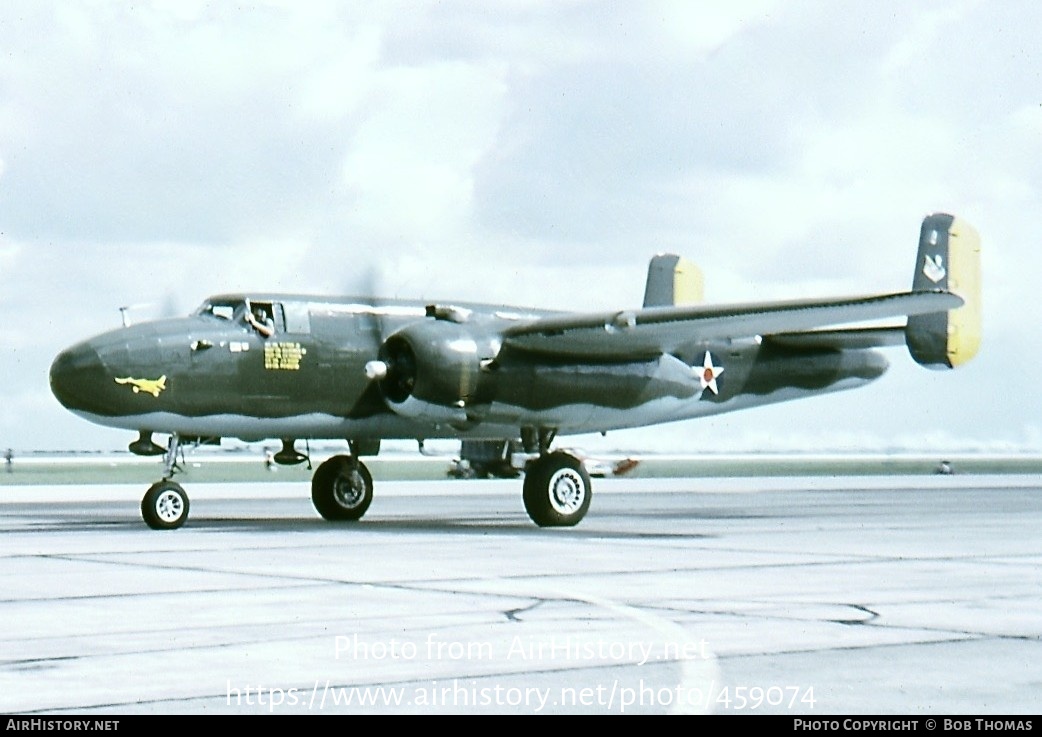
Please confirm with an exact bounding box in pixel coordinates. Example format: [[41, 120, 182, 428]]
[[193, 297, 311, 336]]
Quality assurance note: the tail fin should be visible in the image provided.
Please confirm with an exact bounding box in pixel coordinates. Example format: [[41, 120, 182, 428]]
[[643, 254, 703, 308], [906, 213, 982, 369]]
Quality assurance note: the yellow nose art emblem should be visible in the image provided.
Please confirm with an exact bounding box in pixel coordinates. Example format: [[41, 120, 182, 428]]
[[114, 375, 167, 398]]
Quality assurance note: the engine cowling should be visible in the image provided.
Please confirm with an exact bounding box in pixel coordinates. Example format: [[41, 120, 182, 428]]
[[370, 320, 497, 423]]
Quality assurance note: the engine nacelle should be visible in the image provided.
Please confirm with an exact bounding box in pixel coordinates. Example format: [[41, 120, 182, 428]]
[[373, 320, 498, 422]]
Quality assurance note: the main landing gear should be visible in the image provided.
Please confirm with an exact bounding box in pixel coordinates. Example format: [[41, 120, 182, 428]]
[[522, 451, 592, 527], [307, 442, 592, 527], [520, 428, 592, 528], [311, 454, 373, 521], [306, 431, 593, 528]]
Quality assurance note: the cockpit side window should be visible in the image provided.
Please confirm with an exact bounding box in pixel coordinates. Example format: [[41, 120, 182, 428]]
[[247, 301, 281, 330], [211, 304, 236, 320], [282, 301, 311, 334], [196, 300, 243, 321], [244, 300, 290, 338], [197, 299, 294, 336]]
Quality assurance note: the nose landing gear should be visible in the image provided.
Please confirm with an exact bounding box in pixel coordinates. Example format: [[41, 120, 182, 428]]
[[141, 434, 189, 530]]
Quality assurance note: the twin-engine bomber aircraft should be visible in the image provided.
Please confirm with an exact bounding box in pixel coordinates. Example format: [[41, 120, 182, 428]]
[[50, 213, 981, 530]]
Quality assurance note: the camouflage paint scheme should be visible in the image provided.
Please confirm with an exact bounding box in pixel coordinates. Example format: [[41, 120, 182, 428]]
[[49, 213, 980, 529]]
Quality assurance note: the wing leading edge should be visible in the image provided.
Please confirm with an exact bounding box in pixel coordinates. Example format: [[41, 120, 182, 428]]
[[500, 290, 962, 360]]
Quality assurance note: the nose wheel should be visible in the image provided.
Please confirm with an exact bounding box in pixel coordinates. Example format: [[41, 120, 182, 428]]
[[141, 480, 189, 530]]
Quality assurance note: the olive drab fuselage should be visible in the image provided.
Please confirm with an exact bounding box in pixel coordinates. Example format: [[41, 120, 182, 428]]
[[49, 295, 889, 444]]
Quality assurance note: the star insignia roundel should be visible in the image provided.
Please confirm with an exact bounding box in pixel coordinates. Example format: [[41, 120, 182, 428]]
[[698, 351, 724, 395]]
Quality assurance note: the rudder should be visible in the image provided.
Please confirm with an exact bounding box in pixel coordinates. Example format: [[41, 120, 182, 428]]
[[643, 254, 703, 308]]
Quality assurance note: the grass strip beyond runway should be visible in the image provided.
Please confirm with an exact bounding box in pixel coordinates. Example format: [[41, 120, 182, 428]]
[[1, 453, 1039, 486]]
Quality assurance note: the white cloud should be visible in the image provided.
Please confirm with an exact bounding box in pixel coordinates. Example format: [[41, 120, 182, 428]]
[[0, 240, 20, 273], [340, 60, 509, 238], [297, 26, 383, 121], [880, 0, 979, 77], [653, 0, 780, 56]]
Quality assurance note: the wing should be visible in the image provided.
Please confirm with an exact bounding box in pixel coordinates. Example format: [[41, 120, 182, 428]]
[[500, 290, 962, 360]]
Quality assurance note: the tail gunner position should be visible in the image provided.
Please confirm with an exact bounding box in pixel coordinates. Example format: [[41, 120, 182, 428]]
[[51, 213, 981, 529]]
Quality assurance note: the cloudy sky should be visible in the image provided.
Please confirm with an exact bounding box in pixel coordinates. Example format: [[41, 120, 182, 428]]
[[1, 0, 1039, 453]]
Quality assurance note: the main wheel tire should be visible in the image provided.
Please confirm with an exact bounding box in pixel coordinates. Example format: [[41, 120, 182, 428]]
[[141, 481, 189, 530], [523, 451, 592, 527], [312, 455, 373, 521]]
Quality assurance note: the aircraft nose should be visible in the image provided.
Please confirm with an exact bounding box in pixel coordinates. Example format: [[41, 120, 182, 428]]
[[50, 342, 107, 412]]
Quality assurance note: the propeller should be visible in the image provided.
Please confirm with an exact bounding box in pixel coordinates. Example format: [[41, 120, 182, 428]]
[[364, 359, 388, 380], [350, 264, 474, 417], [354, 264, 395, 385]]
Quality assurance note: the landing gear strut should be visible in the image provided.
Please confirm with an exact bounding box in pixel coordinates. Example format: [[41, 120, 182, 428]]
[[521, 429, 592, 527], [141, 434, 190, 530]]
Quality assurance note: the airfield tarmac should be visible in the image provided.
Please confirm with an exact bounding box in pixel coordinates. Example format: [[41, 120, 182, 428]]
[[1, 471, 1041, 715]]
